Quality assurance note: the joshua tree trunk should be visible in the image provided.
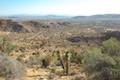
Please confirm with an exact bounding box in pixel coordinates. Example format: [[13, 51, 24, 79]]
[[56, 51, 65, 69], [65, 51, 69, 75]]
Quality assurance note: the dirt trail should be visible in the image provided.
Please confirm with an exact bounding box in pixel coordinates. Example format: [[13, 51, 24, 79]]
[[25, 68, 50, 80]]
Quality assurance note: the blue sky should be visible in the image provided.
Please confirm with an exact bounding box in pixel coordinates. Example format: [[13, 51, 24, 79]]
[[0, 0, 120, 16]]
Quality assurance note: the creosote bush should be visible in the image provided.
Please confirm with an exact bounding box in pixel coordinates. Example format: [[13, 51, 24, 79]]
[[28, 52, 54, 68], [0, 54, 25, 80]]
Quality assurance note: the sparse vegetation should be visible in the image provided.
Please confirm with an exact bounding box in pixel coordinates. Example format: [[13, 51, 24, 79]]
[[0, 19, 120, 80], [82, 38, 120, 80]]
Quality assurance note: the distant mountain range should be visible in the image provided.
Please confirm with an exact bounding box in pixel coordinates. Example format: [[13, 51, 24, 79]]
[[72, 14, 120, 20], [0, 14, 70, 21], [1, 14, 120, 20]]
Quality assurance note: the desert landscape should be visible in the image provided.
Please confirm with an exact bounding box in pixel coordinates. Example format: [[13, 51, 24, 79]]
[[0, 15, 120, 80], [1, 0, 120, 80]]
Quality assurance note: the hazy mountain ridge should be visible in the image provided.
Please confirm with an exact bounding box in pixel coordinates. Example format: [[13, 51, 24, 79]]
[[0, 15, 70, 21], [2, 14, 120, 20], [72, 14, 120, 20]]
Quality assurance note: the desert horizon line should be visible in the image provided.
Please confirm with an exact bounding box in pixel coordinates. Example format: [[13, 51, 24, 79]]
[[1, 13, 120, 17]]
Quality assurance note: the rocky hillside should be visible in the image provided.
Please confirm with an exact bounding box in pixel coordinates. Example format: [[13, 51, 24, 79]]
[[0, 19, 29, 32], [0, 19, 71, 32], [0, 18, 120, 33]]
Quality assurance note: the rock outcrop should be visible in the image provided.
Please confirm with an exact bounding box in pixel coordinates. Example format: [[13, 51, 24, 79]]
[[0, 19, 28, 32]]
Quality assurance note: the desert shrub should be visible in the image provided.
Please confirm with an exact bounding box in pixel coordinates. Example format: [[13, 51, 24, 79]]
[[0, 37, 16, 54], [82, 48, 120, 80], [80, 37, 120, 80], [28, 55, 42, 67], [0, 54, 25, 80], [38, 53, 54, 68], [101, 37, 120, 56], [113, 57, 120, 68], [82, 48, 116, 73], [91, 68, 120, 80], [28, 52, 54, 68], [102, 38, 120, 66]]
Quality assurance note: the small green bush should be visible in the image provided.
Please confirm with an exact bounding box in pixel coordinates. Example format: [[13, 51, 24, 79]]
[[0, 37, 16, 54], [81, 37, 120, 80], [82, 48, 119, 80], [82, 48, 116, 73], [102, 37, 120, 56]]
